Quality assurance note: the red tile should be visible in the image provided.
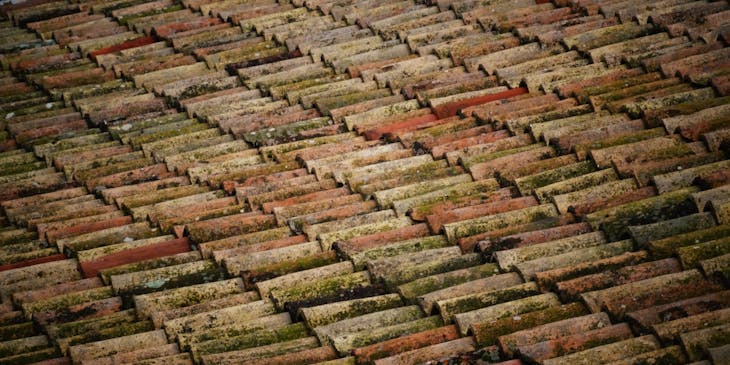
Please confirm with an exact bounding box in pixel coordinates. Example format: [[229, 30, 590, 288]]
[[0, 139, 17, 152], [682, 59, 730, 85], [0, 82, 34, 97], [330, 95, 404, 123], [410, 187, 514, 222], [80, 237, 192, 278], [100, 177, 189, 205], [458, 214, 576, 253], [362, 113, 439, 141], [478, 222, 592, 254], [431, 87, 528, 118], [570, 186, 658, 217], [430, 129, 510, 159], [516, 323, 633, 363], [154, 17, 223, 38], [334, 223, 431, 255], [467, 93, 559, 122], [12, 277, 101, 304], [427, 196, 538, 234], [352, 325, 460, 363], [535, 251, 648, 292], [206, 234, 306, 262], [470, 146, 556, 181], [15, 51, 82, 73], [288, 200, 377, 233], [556, 68, 645, 98], [85, 163, 174, 191], [39, 68, 115, 90], [45, 216, 133, 244], [0, 254, 66, 272], [630, 152, 724, 187], [15, 119, 88, 145], [552, 119, 645, 155], [262, 187, 351, 214], [556, 258, 682, 301], [642, 41, 723, 72], [87, 98, 168, 125], [89, 36, 157, 61], [661, 47, 730, 79], [186, 213, 277, 243], [650, 1, 729, 29], [626, 290, 730, 330], [1, 187, 87, 211]]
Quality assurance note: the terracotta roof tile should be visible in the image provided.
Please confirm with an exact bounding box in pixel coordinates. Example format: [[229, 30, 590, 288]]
[[1, 0, 729, 363], [150, 290, 259, 329], [699, 250, 729, 282], [397, 115, 472, 146], [502, 312, 620, 358], [606, 346, 688, 365], [36, 209, 131, 242], [175, 312, 290, 352], [170, 24, 242, 53], [629, 293, 729, 345], [200, 336, 320, 364], [543, 335, 662, 365], [224, 4, 293, 25], [273, 270, 374, 311]]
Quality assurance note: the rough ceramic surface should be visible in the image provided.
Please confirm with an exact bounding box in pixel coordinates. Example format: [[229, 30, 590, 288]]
[[0, 0, 729, 364]]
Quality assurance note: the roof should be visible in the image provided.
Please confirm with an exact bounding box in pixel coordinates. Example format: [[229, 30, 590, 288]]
[[0, 0, 729, 364]]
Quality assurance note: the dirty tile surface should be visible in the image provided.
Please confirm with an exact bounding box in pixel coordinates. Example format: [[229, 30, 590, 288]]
[[0, 0, 729, 364]]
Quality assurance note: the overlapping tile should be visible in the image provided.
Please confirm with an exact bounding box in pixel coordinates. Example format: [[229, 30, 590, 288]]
[[0, 0, 729, 363]]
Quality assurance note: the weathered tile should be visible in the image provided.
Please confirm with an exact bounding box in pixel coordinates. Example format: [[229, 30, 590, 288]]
[[163, 296, 275, 341], [56, 222, 159, 254], [541, 335, 661, 365], [69, 330, 167, 364], [373, 336, 476, 365], [270, 270, 371, 311], [199, 336, 320, 365], [133, 277, 243, 317], [80, 237, 191, 278], [516, 239, 634, 281], [444, 204, 559, 244], [108, 255, 220, 295], [223, 239, 319, 274], [313, 305, 423, 345], [700, 252, 730, 281], [586, 186, 699, 240], [498, 312, 616, 357], [254, 260, 352, 297], [11, 277, 101, 307], [582, 268, 723, 319], [190, 322, 309, 362]]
